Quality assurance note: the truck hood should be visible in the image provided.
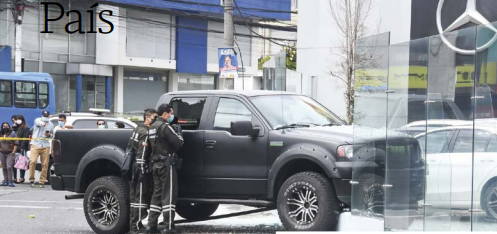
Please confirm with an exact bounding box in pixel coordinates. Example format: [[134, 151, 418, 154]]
[[282, 125, 355, 144], [282, 125, 408, 144]]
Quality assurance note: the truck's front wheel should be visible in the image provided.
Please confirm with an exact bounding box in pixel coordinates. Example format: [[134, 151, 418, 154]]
[[176, 203, 219, 221], [277, 172, 340, 231], [83, 176, 130, 234]]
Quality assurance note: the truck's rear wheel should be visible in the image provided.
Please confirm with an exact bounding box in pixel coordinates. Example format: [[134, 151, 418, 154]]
[[84, 176, 130, 234], [277, 172, 340, 231], [176, 202, 219, 221]]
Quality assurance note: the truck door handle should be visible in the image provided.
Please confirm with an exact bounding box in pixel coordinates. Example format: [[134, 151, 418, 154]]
[[205, 140, 216, 149]]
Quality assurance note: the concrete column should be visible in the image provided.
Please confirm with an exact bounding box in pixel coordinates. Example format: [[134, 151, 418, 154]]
[[105, 76, 111, 110], [76, 74, 82, 111], [169, 71, 179, 92], [114, 66, 124, 113]]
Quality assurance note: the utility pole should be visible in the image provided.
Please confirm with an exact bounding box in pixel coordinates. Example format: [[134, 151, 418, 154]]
[[12, 0, 24, 72], [223, 0, 234, 47]]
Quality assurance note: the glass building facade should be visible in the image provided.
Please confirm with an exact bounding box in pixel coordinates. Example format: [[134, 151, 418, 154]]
[[353, 22, 497, 231]]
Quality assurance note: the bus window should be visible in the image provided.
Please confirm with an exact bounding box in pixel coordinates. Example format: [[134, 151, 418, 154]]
[[0, 80, 12, 107], [15, 81, 37, 108], [39, 83, 49, 109]]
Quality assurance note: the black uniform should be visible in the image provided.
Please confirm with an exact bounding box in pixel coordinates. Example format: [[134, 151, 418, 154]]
[[147, 117, 184, 231], [128, 124, 152, 232]]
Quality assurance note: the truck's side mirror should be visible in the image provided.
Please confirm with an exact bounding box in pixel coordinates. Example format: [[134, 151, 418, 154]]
[[230, 121, 259, 136]]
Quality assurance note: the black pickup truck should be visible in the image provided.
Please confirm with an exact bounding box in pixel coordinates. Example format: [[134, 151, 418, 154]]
[[50, 90, 424, 234]]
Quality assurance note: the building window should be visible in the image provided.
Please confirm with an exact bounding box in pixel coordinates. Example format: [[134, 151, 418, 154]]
[[178, 74, 215, 91], [123, 70, 168, 113], [0, 80, 12, 107], [39, 82, 49, 108], [126, 9, 174, 60], [14, 81, 37, 108]]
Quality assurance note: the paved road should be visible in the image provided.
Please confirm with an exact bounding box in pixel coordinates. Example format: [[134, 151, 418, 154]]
[[0, 172, 283, 234], [4, 173, 496, 233]]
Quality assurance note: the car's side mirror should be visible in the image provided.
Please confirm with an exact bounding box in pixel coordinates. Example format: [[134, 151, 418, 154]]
[[230, 121, 260, 136]]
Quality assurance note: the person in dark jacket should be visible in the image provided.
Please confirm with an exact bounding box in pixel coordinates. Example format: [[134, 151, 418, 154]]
[[13, 115, 30, 184], [1, 122, 18, 187], [129, 108, 158, 234], [147, 104, 184, 233]]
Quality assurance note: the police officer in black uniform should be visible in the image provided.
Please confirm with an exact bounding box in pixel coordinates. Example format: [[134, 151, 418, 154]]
[[147, 104, 184, 233], [129, 108, 158, 234]]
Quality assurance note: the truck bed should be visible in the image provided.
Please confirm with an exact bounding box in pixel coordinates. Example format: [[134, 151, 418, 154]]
[[52, 129, 133, 191]]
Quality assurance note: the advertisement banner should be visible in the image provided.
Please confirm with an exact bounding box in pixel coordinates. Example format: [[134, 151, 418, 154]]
[[218, 48, 239, 79]]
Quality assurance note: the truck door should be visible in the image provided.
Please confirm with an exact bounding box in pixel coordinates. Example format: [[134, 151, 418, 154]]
[[202, 96, 268, 198], [169, 96, 212, 197]]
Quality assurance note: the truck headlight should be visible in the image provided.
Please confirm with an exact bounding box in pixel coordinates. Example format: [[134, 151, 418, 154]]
[[337, 145, 353, 159]]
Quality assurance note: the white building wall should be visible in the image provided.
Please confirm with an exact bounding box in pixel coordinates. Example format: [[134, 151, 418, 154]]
[[297, 0, 412, 120], [96, 6, 176, 70]]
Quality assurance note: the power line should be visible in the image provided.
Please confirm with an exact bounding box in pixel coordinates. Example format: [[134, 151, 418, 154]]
[[233, 0, 294, 48], [100, 0, 297, 32], [102, 0, 298, 14], [10, 6, 297, 43]]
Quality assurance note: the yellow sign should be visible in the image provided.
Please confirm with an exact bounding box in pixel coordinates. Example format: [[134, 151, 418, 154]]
[[355, 62, 497, 90]]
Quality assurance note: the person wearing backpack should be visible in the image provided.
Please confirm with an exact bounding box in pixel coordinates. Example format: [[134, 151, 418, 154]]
[[128, 108, 158, 234], [12, 115, 30, 184], [0, 122, 18, 187]]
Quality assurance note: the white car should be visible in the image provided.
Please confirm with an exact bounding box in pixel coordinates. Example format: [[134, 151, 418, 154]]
[[49, 109, 137, 129], [415, 126, 497, 219], [397, 119, 471, 136]]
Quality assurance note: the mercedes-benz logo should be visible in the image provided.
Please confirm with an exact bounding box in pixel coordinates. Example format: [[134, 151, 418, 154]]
[[437, 0, 497, 55]]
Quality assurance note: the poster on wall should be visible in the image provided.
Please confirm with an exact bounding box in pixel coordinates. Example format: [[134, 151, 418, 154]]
[[218, 48, 239, 79]]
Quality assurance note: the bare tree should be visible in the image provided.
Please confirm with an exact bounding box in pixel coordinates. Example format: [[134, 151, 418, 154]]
[[329, 0, 375, 124]]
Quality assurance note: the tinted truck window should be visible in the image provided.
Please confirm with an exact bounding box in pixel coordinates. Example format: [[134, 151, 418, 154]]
[[170, 97, 206, 130], [213, 98, 252, 131]]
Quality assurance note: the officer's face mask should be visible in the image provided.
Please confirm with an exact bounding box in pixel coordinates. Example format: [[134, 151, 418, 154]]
[[149, 115, 157, 125], [41, 117, 49, 122], [167, 114, 174, 123]]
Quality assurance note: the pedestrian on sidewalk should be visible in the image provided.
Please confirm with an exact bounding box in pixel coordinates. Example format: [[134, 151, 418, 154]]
[[0, 122, 18, 187], [13, 115, 30, 184], [29, 111, 54, 188]]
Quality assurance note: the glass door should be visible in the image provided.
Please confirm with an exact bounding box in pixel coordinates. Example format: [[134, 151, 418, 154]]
[[473, 21, 497, 231], [82, 76, 95, 112], [95, 77, 106, 109]]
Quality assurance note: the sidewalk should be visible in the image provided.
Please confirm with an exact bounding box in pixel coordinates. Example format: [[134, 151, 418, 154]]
[[0, 169, 44, 184]]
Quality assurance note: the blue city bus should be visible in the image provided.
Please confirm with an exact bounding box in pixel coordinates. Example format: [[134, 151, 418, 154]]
[[0, 72, 56, 127]]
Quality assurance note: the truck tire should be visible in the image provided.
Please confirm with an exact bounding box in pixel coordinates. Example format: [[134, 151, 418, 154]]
[[353, 173, 385, 217], [83, 176, 130, 234], [176, 203, 219, 221], [277, 172, 340, 231], [482, 180, 497, 220]]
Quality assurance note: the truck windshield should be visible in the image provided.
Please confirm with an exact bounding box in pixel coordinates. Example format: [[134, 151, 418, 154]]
[[250, 95, 342, 129]]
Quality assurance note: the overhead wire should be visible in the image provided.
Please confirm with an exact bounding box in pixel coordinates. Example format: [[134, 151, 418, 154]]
[[232, 0, 294, 48], [102, 0, 298, 14]]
